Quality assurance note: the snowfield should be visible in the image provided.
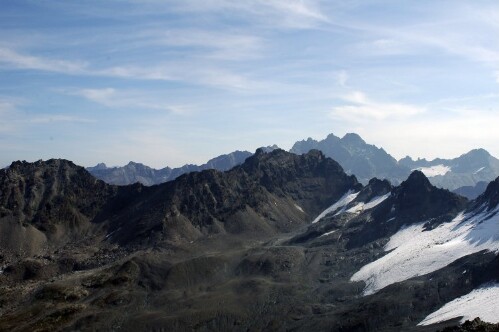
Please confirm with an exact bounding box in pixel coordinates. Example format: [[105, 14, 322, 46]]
[[346, 193, 391, 214], [415, 164, 451, 177], [312, 190, 359, 223], [350, 207, 499, 295], [418, 283, 499, 325]]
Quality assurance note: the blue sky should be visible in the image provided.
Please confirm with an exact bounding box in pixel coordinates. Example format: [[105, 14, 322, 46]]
[[1, 0, 498, 168]]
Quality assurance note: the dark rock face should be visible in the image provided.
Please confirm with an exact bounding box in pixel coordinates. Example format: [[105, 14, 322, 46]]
[[441, 318, 499, 331], [105, 149, 360, 246], [469, 176, 499, 211], [88, 150, 253, 186], [392, 170, 467, 219], [0, 159, 152, 260], [0, 159, 113, 223], [240, 149, 361, 209], [290, 133, 411, 184], [355, 177, 392, 203]]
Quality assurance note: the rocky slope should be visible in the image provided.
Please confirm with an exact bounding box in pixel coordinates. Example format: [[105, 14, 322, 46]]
[[0, 152, 498, 331]]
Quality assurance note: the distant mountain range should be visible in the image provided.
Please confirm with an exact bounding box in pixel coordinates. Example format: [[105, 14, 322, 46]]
[[86, 133, 499, 199], [291, 133, 499, 198], [88, 150, 254, 186], [1, 150, 497, 330], [399, 148, 499, 194], [290, 133, 410, 185]]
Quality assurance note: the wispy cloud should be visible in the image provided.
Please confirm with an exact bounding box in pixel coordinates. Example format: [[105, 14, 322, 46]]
[[169, 0, 329, 28], [69, 87, 191, 114], [139, 29, 263, 61], [345, 4, 499, 77], [331, 91, 425, 122], [0, 96, 93, 134], [0, 46, 265, 91], [0, 47, 87, 73], [29, 115, 94, 124], [2, 36, 278, 92]]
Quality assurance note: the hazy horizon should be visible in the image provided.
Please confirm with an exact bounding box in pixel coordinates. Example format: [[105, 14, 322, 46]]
[[1, 1, 498, 168]]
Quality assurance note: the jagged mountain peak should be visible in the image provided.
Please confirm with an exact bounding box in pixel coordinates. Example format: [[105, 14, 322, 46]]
[[341, 132, 366, 145], [324, 133, 340, 141], [400, 170, 432, 190], [245, 148, 329, 171], [258, 144, 280, 153], [126, 161, 148, 167], [6, 158, 86, 177], [254, 146, 272, 156], [390, 170, 468, 223], [0, 159, 118, 256], [87, 162, 107, 171], [463, 148, 491, 159], [359, 177, 392, 198]]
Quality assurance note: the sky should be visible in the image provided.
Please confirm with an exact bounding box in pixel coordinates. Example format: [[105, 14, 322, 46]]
[[0, 0, 498, 168]]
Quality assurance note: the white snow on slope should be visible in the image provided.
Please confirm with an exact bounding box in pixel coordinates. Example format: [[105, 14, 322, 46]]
[[312, 190, 359, 223], [345, 193, 391, 214], [350, 208, 499, 295], [474, 167, 486, 174], [419, 283, 499, 325], [319, 230, 336, 238], [415, 164, 451, 177], [364, 193, 391, 210], [294, 204, 304, 213]]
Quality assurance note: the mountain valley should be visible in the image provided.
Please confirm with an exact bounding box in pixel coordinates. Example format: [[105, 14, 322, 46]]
[[1, 149, 498, 331]]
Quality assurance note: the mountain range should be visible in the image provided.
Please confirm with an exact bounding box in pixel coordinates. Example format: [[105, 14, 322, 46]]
[[1, 149, 498, 331], [87, 133, 499, 200], [87, 150, 254, 186]]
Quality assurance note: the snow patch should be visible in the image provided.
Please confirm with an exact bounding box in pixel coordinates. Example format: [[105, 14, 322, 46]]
[[419, 283, 499, 325], [364, 193, 391, 210], [346, 203, 364, 214], [345, 193, 391, 215], [350, 208, 499, 295], [105, 227, 122, 240], [312, 190, 359, 223], [474, 167, 486, 174], [294, 204, 304, 213], [319, 230, 336, 238], [415, 164, 451, 177]]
